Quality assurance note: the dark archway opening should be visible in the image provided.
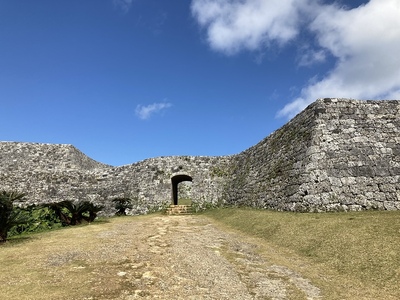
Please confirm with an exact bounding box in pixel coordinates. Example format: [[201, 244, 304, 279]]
[[171, 174, 193, 205]]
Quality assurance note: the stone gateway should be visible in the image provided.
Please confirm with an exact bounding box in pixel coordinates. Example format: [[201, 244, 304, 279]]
[[1, 98, 400, 214]]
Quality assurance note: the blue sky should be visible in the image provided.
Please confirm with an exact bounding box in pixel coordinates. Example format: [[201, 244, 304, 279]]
[[1, 0, 399, 166]]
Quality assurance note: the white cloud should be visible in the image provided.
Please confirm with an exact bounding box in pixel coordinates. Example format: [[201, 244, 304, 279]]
[[191, 0, 316, 55], [279, 0, 400, 118], [191, 0, 400, 119], [135, 102, 172, 120], [113, 0, 133, 13]]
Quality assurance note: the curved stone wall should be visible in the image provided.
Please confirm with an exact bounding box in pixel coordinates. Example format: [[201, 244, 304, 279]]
[[0, 142, 232, 214], [1, 98, 400, 213]]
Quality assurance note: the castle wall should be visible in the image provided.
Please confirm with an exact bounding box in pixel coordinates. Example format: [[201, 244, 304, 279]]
[[222, 100, 316, 210], [0, 142, 110, 206], [299, 99, 400, 211], [1, 98, 400, 213], [223, 99, 400, 211], [0, 142, 231, 214], [93, 155, 231, 214]]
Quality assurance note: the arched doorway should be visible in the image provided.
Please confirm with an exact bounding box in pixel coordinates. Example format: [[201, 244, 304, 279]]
[[171, 174, 193, 205]]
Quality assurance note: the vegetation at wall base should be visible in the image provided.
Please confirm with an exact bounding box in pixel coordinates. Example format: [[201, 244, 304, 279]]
[[0, 191, 28, 242], [45, 200, 104, 226], [8, 205, 63, 237], [1, 190, 105, 242], [112, 197, 133, 216]]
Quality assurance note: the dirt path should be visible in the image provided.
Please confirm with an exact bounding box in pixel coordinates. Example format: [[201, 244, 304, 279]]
[[89, 215, 321, 300], [2, 214, 322, 299]]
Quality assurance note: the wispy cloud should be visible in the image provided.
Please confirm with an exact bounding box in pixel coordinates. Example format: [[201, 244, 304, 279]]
[[113, 0, 133, 14], [297, 46, 326, 67], [135, 102, 172, 120], [191, 0, 400, 119]]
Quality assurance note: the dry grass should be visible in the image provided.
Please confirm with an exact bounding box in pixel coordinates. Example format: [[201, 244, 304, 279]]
[[0, 215, 155, 300], [1, 209, 399, 299], [203, 207, 400, 299]]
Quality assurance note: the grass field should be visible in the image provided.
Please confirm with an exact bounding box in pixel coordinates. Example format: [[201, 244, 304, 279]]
[[203, 207, 400, 299]]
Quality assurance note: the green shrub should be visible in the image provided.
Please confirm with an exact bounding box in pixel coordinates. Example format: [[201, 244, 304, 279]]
[[8, 205, 62, 237], [46, 200, 104, 226], [0, 191, 29, 242]]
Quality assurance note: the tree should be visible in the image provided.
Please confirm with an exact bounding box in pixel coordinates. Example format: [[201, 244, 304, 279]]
[[0, 191, 28, 242], [112, 197, 133, 216]]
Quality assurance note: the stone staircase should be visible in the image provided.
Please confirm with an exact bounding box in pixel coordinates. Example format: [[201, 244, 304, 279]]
[[165, 205, 194, 215]]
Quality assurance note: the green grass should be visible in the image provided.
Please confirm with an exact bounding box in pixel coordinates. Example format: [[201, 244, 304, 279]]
[[177, 198, 192, 205], [203, 207, 400, 299]]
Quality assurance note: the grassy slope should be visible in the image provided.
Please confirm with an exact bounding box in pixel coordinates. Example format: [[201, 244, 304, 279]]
[[203, 208, 400, 300]]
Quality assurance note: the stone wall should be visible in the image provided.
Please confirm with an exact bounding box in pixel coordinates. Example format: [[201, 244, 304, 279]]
[[223, 101, 316, 210], [0, 142, 231, 214], [223, 98, 400, 211], [301, 99, 400, 211], [1, 98, 400, 213]]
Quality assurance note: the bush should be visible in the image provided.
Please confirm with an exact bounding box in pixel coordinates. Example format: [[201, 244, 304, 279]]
[[112, 198, 133, 216], [0, 191, 28, 242], [46, 200, 104, 226], [8, 205, 63, 237], [1, 194, 105, 241]]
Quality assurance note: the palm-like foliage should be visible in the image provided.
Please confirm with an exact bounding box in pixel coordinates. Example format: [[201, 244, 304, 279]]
[[83, 202, 104, 223], [112, 197, 133, 216], [0, 191, 28, 242], [47, 200, 103, 226]]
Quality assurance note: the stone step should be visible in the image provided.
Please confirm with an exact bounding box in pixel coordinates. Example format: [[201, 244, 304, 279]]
[[165, 205, 194, 215]]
